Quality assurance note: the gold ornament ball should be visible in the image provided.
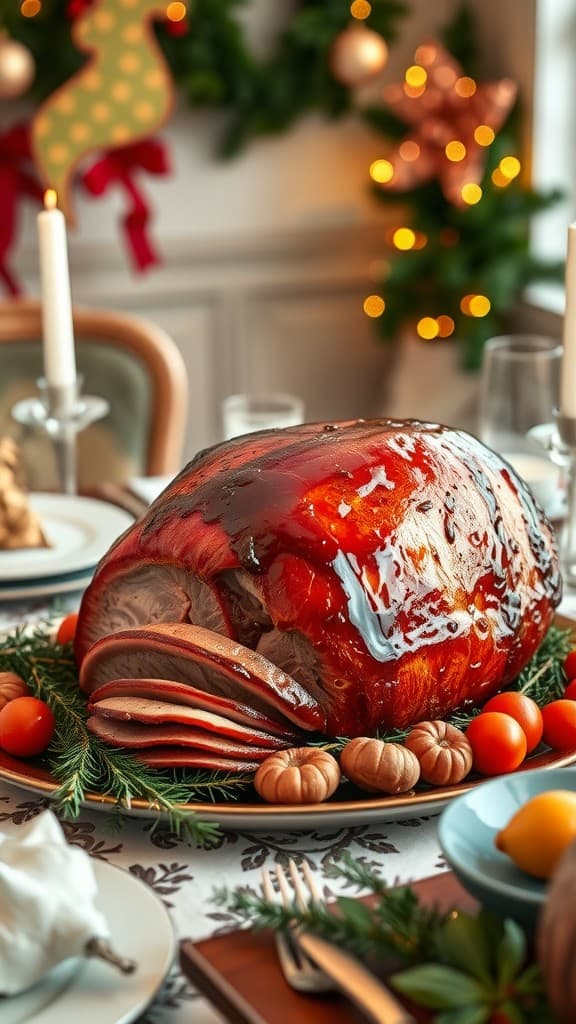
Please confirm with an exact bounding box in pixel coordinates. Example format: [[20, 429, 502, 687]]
[[330, 23, 388, 87], [0, 37, 35, 100]]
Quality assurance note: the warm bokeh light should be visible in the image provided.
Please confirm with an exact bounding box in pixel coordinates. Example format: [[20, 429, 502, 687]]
[[436, 315, 455, 337], [460, 294, 491, 317], [363, 294, 385, 317], [350, 0, 371, 18], [499, 155, 521, 180], [469, 294, 491, 317], [20, 0, 41, 15], [414, 44, 437, 66], [491, 167, 510, 187], [445, 140, 466, 162], [474, 124, 495, 146], [392, 227, 416, 250], [370, 158, 394, 183], [413, 231, 428, 250], [403, 82, 426, 99], [417, 317, 440, 340], [399, 140, 420, 162], [166, 1, 186, 21], [461, 183, 483, 205], [43, 189, 57, 211], [454, 76, 476, 98], [405, 65, 427, 88]]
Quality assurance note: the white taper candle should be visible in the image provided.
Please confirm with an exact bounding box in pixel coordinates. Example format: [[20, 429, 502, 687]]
[[561, 222, 576, 418], [38, 189, 77, 390]]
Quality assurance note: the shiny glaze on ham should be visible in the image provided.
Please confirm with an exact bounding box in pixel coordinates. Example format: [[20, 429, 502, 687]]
[[75, 419, 561, 736]]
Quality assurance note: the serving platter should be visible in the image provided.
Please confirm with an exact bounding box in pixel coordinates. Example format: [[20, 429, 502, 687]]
[[1, 744, 575, 831]]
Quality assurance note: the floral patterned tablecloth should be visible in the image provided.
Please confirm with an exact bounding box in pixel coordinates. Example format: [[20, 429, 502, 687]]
[[0, 596, 449, 1024]]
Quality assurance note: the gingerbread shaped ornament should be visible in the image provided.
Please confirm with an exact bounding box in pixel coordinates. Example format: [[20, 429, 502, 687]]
[[31, 0, 174, 221]]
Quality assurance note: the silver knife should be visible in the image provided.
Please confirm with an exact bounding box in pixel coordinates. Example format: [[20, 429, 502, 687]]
[[298, 931, 416, 1024]]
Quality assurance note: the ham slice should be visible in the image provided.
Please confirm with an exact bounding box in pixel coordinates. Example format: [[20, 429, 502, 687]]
[[88, 677, 298, 739], [87, 715, 274, 760], [79, 623, 325, 733], [89, 695, 290, 749], [136, 749, 262, 771]]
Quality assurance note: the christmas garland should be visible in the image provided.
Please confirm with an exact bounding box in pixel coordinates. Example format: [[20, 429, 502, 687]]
[[0, 1, 564, 365], [3, 0, 408, 155]]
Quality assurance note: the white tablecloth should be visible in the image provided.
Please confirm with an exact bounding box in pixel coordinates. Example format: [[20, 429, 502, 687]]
[[0, 775, 446, 1022]]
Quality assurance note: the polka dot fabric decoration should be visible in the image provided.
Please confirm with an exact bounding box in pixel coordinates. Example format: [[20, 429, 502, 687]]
[[31, 0, 174, 221]]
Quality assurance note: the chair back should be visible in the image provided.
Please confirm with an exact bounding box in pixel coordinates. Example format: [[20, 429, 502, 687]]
[[0, 300, 187, 489]]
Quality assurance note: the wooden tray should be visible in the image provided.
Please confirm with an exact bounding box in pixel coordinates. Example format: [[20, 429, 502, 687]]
[[179, 873, 478, 1024]]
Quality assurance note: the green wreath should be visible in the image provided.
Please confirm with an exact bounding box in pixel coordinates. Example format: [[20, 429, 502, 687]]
[[5, 0, 407, 155]]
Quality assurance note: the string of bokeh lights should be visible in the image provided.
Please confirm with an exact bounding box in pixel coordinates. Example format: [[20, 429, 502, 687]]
[[357, 5, 521, 339]]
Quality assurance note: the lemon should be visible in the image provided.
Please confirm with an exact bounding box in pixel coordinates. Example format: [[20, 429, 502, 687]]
[[495, 790, 576, 879]]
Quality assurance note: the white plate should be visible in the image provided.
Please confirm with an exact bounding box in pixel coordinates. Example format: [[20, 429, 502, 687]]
[[2, 859, 175, 1024], [0, 572, 94, 602], [0, 495, 133, 583]]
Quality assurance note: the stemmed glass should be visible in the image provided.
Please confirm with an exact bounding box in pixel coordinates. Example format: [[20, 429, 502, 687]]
[[478, 335, 563, 515]]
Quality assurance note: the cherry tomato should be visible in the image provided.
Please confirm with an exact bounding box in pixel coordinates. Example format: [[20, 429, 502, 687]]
[[56, 612, 79, 646], [564, 679, 576, 702], [481, 692, 543, 753], [541, 700, 576, 751], [466, 712, 527, 776], [564, 650, 576, 682], [0, 696, 55, 758]]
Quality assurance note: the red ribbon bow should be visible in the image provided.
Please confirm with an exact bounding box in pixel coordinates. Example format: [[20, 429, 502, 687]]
[[0, 123, 44, 295], [82, 139, 171, 272]]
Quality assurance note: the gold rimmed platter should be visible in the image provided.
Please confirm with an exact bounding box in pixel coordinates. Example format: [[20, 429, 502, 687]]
[[1, 745, 576, 831]]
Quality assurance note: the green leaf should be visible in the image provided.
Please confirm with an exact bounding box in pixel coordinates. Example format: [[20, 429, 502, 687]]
[[435, 911, 493, 985], [496, 919, 527, 986], [335, 897, 375, 930], [434, 1008, 490, 1024], [389, 964, 488, 1009]]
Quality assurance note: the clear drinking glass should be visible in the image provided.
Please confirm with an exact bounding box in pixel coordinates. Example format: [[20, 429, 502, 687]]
[[478, 335, 563, 513], [221, 392, 305, 440]]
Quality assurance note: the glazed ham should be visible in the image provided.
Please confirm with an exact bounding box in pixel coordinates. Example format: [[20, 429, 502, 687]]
[[76, 420, 561, 740]]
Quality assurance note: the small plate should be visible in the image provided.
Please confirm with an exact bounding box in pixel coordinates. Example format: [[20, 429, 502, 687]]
[[0, 569, 94, 602], [2, 858, 175, 1024], [438, 766, 576, 929], [0, 495, 133, 583]]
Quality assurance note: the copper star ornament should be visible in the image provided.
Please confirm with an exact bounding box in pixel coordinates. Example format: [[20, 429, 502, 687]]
[[378, 41, 517, 207]]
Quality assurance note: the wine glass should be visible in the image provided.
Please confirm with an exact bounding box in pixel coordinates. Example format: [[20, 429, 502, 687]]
[[478, 335, 563, 513], [221, 392, 305, 440]]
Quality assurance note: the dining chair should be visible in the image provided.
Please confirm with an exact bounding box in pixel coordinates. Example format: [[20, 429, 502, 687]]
[[0, 299, 188, 490]]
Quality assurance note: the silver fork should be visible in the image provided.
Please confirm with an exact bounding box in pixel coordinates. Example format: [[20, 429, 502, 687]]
[[262, 859, 416, 1023]]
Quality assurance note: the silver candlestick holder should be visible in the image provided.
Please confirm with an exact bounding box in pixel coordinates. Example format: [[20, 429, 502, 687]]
[[11, 377, 109, 495], [529, 413, 576, 589]]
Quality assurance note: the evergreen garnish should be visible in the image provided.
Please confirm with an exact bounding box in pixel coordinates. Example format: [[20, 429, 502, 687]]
[[0, 619, 571, 844], [217, 853, 555, 1023]]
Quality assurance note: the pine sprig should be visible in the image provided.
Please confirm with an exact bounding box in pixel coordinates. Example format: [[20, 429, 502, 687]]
[[215, 852, 444, 964], [0, 622, 257, 846], [218, 853, 552, 1023]]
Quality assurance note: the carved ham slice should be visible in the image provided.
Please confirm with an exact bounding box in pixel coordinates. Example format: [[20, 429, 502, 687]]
[[79, 622, 325, 733], [136, 749, 262, 771], [88, 678, 299, 740], [88, 696, 290, 749], [87, 716, 275, 761]]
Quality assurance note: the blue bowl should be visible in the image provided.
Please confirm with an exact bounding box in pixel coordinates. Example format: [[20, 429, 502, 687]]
[[438, 766, 576, 930]]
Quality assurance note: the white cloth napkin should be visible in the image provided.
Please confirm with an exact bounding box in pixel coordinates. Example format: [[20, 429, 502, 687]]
[[0, 810, 110, 995]]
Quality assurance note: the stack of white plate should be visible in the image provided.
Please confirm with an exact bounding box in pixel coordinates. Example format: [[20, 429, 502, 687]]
[[0, 494, 134, 602]]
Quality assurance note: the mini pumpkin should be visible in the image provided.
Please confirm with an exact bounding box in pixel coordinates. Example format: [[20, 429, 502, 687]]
[[254, 747, 341, 804], [340, 737, 420, 794], [0, 672, 29, 711], [404, 720, 473, 786]]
